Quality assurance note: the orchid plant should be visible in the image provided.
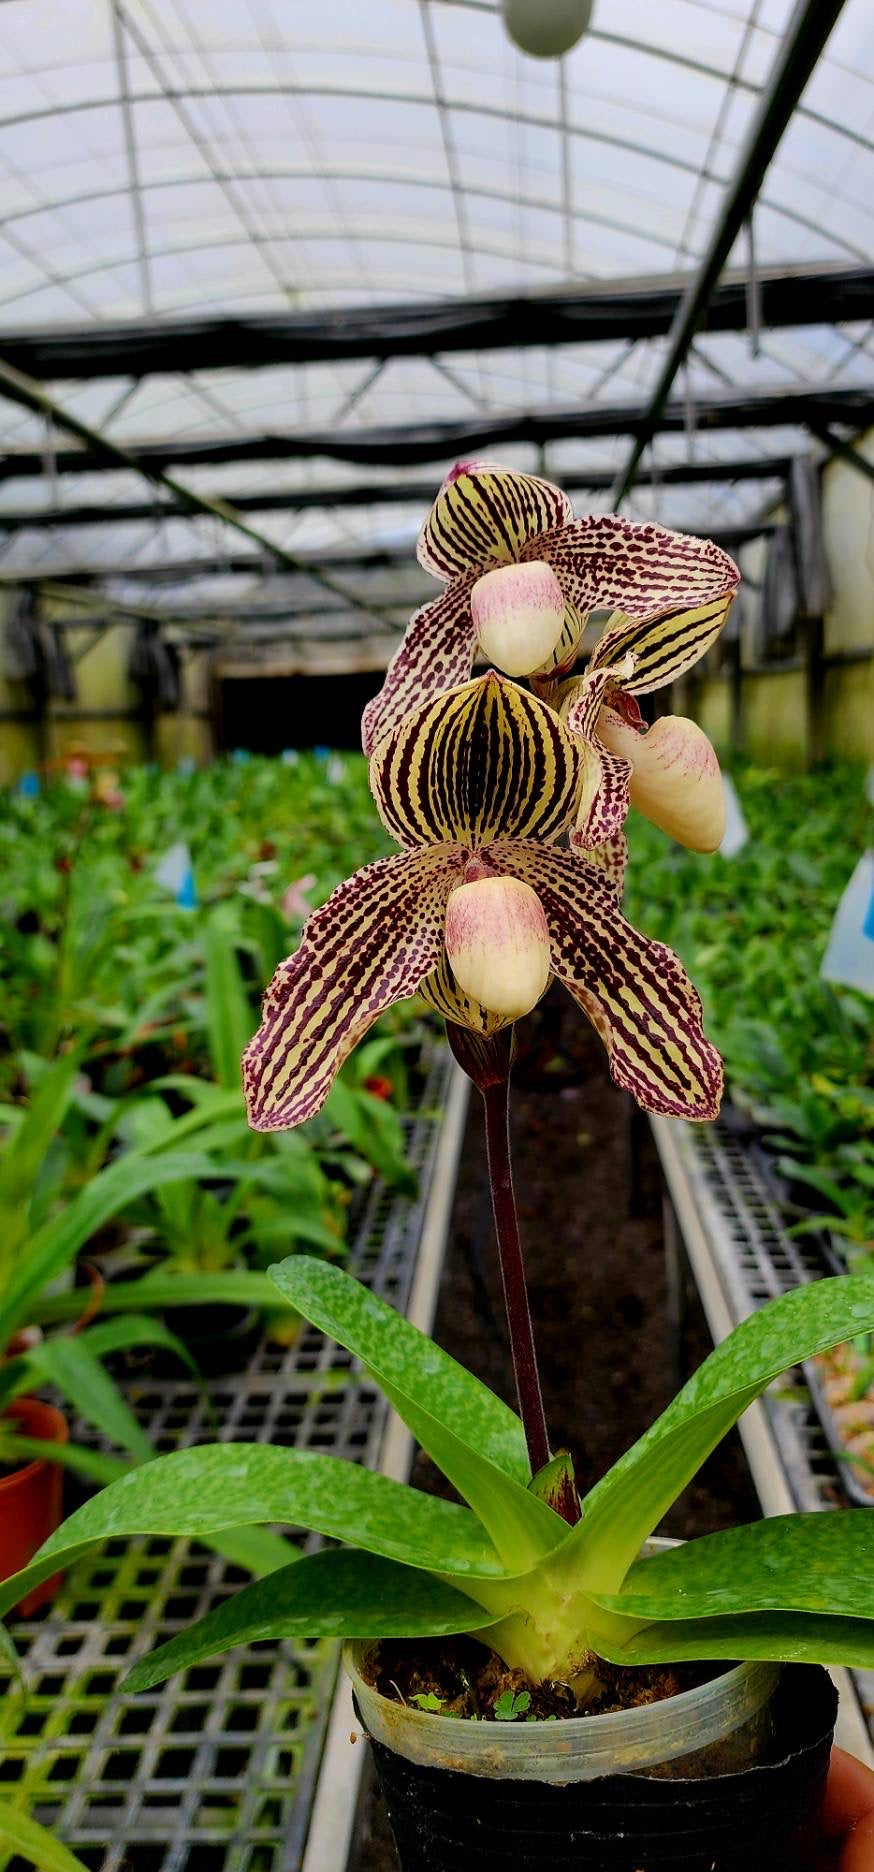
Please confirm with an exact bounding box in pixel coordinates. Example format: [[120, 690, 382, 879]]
[[4, 464, 874, 1707]]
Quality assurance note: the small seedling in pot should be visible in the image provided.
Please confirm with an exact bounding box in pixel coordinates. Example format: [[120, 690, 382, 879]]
[[494, 1690, 531, 1722]]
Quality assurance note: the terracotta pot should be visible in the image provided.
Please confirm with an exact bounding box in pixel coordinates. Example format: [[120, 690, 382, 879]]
[[0, 1397, 69, 1615]]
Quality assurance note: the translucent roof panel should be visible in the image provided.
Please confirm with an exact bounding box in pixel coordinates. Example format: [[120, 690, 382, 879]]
[[1, 0, 874, 611]]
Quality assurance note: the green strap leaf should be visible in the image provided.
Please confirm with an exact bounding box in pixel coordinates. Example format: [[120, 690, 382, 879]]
[[0, 1051, 79, 1242], [0, 1805, 91, 1872], [21, 1337, 153, 1463], [324, 1080, 416, 1194], [571, 1276, 874, 1591], [33, 1268, 285, 1325], [0, 1441, 507, 1621], [269, 1257, 562, 1571], [591, 1513, 874, 1622], [124, 1549, 495, 1693], [73, 1314, 198, 1375], [0, 1150, 225, 1342], [597, 1612, 874, 1670], [204, 909, 254, 1092]]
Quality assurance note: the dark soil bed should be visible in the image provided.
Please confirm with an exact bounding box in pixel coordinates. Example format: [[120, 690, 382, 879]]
[[350, 994, 760, 1871]]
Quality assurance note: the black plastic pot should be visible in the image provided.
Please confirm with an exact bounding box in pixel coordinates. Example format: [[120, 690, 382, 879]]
[[162, 1303, 261, 1376], [363, 1665, 837, 1872]]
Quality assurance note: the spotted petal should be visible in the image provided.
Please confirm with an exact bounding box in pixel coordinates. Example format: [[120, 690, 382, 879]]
[[370, 673, 583, 851], [491, 841, 722, 1120], [362, 575, 478, 757], [537, 515, 739, 692], [418, 462, 574, 582], [243, 848, 462, 1129], [584, 832, 628, 899]]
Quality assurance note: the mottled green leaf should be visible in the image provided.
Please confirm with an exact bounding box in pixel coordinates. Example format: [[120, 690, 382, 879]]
[[593, 1514, 874, 1622], [124, 1550, 494, 1692], [0, 1440, 506, 1620], [598, 1612, 874, 1670], [269, 1257, 561, 1570], [573, 1276, 874, 1590]]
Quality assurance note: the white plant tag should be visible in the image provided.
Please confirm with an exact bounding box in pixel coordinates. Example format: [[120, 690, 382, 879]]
[[820, 852, 874, 997], [719, 775, 749, 858]]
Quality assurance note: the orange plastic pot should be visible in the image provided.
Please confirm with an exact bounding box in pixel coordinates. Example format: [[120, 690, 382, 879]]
[[0, 1397, 69, 1615]]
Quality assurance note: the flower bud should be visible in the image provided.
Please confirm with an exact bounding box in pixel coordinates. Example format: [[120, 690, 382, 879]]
[[597, 710, 725, 852], [445, 875, 551, 1022], [471, 561, 565, 677]]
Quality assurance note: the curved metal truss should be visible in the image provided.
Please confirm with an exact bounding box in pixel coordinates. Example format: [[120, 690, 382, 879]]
[[0, 0, 872, 611]]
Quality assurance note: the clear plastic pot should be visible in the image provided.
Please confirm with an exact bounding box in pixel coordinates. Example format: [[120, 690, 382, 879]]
[[345, 1643, 779, 1784], [348, 1648, 837, 1872]]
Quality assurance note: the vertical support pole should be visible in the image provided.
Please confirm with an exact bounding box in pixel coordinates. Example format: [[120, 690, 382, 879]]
[[804, 614, 826, 769]]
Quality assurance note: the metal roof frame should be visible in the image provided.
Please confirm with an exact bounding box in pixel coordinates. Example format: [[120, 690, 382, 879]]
[[2, 263, 871, 381], [612, 0, 850, 506], [0, 454, 793, 537], [0, 383, 868, 482]]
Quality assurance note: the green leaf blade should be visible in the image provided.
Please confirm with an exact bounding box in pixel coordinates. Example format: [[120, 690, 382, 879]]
[[1, 1150, 228, 1341], [0, 1805, 92, 1872], [124, 1550, 495, 1693], [598, 1612, 874, 1671], [268, 1257, 562, 1570], [0, 1441, 508, 1620], [573, 1276, 874, 1590], [592, 1514, 874, 1623]]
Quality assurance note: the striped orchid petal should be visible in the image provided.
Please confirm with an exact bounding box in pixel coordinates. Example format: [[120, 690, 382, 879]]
[[418, 950, 513, 1037], [243, 848, 462, 1129], [597, 710, 726, 853], [361, 575, 478, 757], [370, 673, 583, 852], [536, 515, 739, 692], [560, 665, 635, 849], [418, 462, 574, 582], [490, 841, 722, 1120]]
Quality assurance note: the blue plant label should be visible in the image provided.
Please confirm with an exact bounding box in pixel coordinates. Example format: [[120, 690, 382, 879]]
[[719, 775, 749, 859], [864, 868, 874, 943], [155, 840, 197, 909], [18, 770, 40, 798], [821, 852, 874, 996]]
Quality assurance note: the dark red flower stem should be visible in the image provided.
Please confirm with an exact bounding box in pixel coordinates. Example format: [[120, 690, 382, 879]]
[[447, 1022, 550, 1479], [481, 1072, 551, 1480]]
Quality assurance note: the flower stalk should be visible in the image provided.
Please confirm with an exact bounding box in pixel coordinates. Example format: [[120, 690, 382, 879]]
[[448, 1023, 554, 1492]]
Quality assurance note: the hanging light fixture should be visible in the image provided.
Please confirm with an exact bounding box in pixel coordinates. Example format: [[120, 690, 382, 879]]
[[501, 0, 593, 58]]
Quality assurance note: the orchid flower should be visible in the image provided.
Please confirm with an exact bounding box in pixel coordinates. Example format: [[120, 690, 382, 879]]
[[362, 459, 738, 737], [244, 674, 722, 1132], [360, 461, 739, 855]]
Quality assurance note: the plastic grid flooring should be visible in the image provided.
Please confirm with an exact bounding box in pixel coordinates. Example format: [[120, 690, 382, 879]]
[[0, 1049, 451, 1872], [683, 1120, 874, 1751]]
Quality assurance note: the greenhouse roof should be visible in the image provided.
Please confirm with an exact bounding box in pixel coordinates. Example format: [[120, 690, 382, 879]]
[[1, 0, 874, 637]]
